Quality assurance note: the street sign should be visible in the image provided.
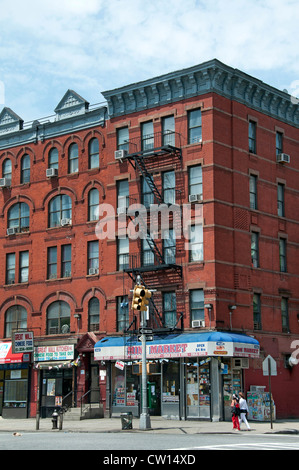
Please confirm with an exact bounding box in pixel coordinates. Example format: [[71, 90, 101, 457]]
[[138, 335, 154, 342], [139, 328, 153, 335], [262, 355, 277, 376]]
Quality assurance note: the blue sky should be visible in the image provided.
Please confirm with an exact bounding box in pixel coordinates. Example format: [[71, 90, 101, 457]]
[[0, 0, 298, 122]]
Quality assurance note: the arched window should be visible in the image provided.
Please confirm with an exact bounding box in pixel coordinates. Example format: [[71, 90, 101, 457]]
[[49, 195, 72, 227], [47, 301, 70, 335], [2, 159, 12, 184], [88, 297, 99, 331], [21, 154, 30, 184], [48, 147, 59, 170], [88, 138, 99, 169], [68, 143, 78, 173], [88, 188, 99, 221], [5, 305, 27, 338], [8, 203, 30, 232]]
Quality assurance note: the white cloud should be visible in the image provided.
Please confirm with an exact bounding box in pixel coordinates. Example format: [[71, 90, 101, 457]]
[[0, 0, 298, 120]]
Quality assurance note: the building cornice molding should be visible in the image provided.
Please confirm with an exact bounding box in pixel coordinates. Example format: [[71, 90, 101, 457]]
[[102, 59, 299, 128]]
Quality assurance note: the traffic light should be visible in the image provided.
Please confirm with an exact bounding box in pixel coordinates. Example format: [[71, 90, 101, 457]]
[[140, 288, 151, 311], [131, 285, 152, 311]]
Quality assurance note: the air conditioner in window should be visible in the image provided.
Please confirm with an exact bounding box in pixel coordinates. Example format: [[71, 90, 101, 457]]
[[277, 153, 290, 164], [7, 227, 17, 235], [189, 193, 203, 203], [115, 150, 128, 161], [192, 320, 205, 328], [89, 267, 99, 275], [61, 218, 71, 226], [0, 177, 11, 187], [232, 358, 249, 369], [46, 168, 58, 178]]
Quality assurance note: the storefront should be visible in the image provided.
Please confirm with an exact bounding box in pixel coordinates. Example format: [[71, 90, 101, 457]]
[[94, 331, 259, 421], [34, 343, 79, 418], [0, 342, 31, 418]]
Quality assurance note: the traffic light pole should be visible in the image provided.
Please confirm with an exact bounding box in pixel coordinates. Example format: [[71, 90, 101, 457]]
[[139, 308, 151, 430]]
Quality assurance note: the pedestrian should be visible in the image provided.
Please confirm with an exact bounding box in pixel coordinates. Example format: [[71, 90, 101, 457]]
[[238, 392, 251, 430], [231, 394, 240, 431]]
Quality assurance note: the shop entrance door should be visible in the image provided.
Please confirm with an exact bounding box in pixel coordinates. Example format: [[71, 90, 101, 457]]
[[147, 374, 161, 415]]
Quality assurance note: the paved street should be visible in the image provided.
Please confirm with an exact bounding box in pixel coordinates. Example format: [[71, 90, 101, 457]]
[[1, 416, 299, 451]]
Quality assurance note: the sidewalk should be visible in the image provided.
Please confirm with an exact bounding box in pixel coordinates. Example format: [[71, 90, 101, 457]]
[[1, 416, 299, 435]]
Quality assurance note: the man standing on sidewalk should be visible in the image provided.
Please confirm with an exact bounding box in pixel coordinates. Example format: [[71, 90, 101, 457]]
[[239, 392, 251, 431]]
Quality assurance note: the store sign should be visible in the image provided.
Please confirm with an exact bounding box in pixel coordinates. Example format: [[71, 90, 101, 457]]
[[13, 331, 34, 353], [95, 338, 259, 361], [34, 345, 74, 362]]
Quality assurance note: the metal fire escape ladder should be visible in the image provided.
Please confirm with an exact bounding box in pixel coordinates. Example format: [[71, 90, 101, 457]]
[[130, 154, 163, 205]]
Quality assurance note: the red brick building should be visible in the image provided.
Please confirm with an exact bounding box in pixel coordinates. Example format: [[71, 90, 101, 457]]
[[0, 60, 299, 421]]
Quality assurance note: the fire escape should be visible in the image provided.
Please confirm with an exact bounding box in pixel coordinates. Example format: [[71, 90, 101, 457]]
[[115, 130, 186, 332]]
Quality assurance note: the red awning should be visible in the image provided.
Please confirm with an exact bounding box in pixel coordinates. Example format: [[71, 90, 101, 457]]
[[0, 342, 24, 364]]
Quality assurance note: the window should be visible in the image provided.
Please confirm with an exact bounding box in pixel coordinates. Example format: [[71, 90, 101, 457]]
[[249, 175, 258, 210], [251, 232, 259, 268], [249, 121, 256, 153], [88, 297, 99, 331], [48, 148, 59, 170], [88, 138, 99, 169], [117, 127, 129, 151], [47, 247, 57, 279], [2, 159, 12, 184], [88, 188, 99, 221], [47, 301, 70, 335], [8, 203, 30, 232], [189, 165, 202, 198], [277, 183, 285, 217], [19, 251, 29, 283], [61, 244, 71, 278], [190, 289, 204, 322], [188, 109, 202, 144], [189, 224, 203, 262], [117, 296, 129, 332], [6, 253, 15, 284], [281, 298, 289, 333], [117, 179, 129, 213], [88, 240, 99, 274], [163, 170, 175, 204], [253, 293, 262, 330], [5, 306, 27, 338], [163, 292, 176, 328], [163, 229, 176, 264], [68, 143, 78, 173], [142, 176, 154, 208], [276, 132, 283, 156], [49, 195, 72, 227], [117, 237, 129, 270], [142, 237, 155, 266], [162, 115, 175, 146], [21, 154, 30, 184], [141, 121, 154, 151], [279, 238, 287, 272]]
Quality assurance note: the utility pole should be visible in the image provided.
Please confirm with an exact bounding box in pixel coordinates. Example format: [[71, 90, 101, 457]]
[[131, 275, 152, 430]]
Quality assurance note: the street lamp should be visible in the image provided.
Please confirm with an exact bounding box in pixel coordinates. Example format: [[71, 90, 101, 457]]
[[228, 305, 237, 330]]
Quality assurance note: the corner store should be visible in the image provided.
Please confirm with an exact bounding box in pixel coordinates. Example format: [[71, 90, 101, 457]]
[[94, 331, 259, 421]]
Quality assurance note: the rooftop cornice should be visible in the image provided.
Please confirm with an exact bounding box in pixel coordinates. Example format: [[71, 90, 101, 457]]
[[102, 59, 299, 128]]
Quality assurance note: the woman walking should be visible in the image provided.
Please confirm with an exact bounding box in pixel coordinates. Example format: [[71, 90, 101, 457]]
[[238, 392, 251, 430], [231, 394, 240, 431]]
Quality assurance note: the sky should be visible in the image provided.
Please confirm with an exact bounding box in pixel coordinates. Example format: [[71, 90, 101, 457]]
[[0, 0, 298, 122]]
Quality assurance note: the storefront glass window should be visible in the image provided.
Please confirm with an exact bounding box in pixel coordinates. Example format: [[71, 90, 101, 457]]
[[162, 361, 179, 403], [3, 369, 28, 409], [112, 364, 139, 408], [186, 358, 210, 418]]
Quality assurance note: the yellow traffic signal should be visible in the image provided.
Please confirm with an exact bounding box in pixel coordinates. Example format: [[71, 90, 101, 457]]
[[131, 285, 152, 311], [140, 288, 151, 311]]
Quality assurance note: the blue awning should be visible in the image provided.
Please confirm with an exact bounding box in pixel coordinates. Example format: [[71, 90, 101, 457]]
[[94, 331, 259, 361]]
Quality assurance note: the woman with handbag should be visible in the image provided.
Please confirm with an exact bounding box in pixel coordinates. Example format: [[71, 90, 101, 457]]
[[231, 394, 240, 431]]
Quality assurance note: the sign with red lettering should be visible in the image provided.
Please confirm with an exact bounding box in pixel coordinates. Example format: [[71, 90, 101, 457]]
[[12, 331, 34, 353]]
